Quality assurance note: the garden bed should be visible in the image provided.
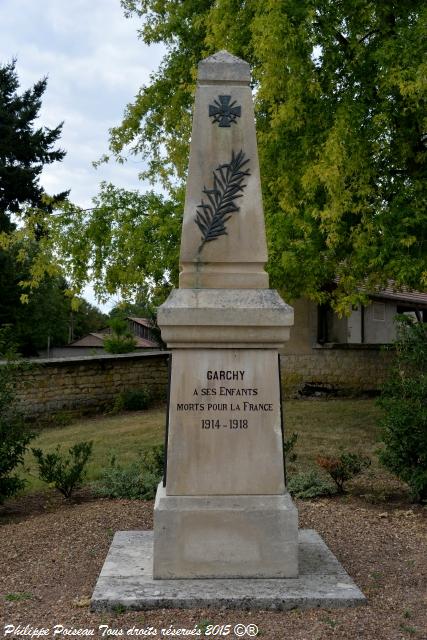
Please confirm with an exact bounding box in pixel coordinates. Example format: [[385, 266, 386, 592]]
[[1, 492, 426, 640]]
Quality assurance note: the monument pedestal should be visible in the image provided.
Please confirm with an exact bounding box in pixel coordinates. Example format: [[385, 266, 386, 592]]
[[154, 486, 298, 579], [153, 290, 297, 579]]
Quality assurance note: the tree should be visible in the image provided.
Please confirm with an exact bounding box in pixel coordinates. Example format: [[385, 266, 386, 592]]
[[71, 299, 107, 343], [13, 3, 426, 311], [98, 0, 425, 311], [109, 300, 153, 321], [0, 59, 90, 354], [0, 241, 106, 355], [30, 182, 182, 306], [0, 58, 68, 232]]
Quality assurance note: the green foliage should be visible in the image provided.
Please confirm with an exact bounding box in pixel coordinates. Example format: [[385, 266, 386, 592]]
[[284, 431, 298, 463], [32, 441, 93, 499], [70, 299, 107, 342], [0, 247, 70, 355], [378, 316, 427, 502], [96, 444, 164, 500], [108, 316, 129, 336], [0, 58, 67, 231], [0, 243, 107, 355], [5, 5, 426, 310], [0, 327, 34, 503], [104, 316, 137, 354], [4, 592, 32, 602], [94, 1, 427, 310], [287, 470, 335, 499], [109, 301, 164, 349], [0, 419, 33, 503], [0, 61, 69, 346], [0, 60, 106, 355], [26, 184, 182, 307], [114, 388, 152, 412], [104, 335, 136, 354], [109, 300, 153, 321], [316, 452, 371, 493]]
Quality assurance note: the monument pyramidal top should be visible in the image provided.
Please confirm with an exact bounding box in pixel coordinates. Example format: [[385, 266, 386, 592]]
[[179, 49, 268, 290], [158, 50, 293, 350], [197, 49, 251, 82]]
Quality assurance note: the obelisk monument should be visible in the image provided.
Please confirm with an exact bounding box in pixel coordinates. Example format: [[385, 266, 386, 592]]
[[154, 50, 298, 579]]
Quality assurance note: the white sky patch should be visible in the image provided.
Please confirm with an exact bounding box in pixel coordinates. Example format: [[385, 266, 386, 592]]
[[1, 0, 165, 311]]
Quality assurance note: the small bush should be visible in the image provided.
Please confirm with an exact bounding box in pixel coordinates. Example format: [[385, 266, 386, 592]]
[[378, 316, 427, 502], [96, 444, 164, 500], [284, 431, 298, 463], [0, 419, 34, 503], [104, 335, 137, 354], [104, 317, 137, 354], [113, 388, 152, 412], [316, 452, 371, 493], [0, 328, 34, 503], [32, 441, 93, 499], [288, 470, 335, 499]]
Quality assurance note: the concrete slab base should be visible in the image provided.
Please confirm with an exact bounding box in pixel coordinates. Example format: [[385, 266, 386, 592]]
[[91, 530, 366, 611]]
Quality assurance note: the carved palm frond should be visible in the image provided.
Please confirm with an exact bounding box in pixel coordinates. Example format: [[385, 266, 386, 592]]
[[195, 149, 250, 254]]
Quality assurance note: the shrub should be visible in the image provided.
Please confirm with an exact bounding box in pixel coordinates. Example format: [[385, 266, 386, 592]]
[[104, 317, 137, 354], [113, 388, 152, 412], [378, 316, 427, 502], [0, 419, 33, 503], [32, 441, 93, 499], [0, 328, 34, 503], [284, 431, 298, 463], [316, 452, 371, 493], [288, 470, 335, 499], [104, 335, 137, 354], [96, 444, 164, 500]]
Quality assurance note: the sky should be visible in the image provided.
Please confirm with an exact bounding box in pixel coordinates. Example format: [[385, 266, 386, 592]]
[[0, 0, 165, 311]]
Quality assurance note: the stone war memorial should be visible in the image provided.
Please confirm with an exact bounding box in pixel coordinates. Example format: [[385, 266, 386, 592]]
[[92, 51, 365, 610]]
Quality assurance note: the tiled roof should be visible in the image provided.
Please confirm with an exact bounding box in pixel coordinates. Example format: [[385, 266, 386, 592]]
[[68, 333, 104, 347], [128, 317, 153, 327], [69, 332, 158, 348], [133, 336, 159, 348], [333, 277, 427, 307], [370, 287, 427, 306]]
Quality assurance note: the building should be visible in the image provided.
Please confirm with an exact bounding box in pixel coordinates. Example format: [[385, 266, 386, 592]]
[[281, 287, 427, 394], [39, 317, 160, 358]]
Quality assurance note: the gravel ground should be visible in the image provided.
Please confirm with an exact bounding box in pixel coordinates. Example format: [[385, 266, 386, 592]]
[[0, 492, 426, 640]]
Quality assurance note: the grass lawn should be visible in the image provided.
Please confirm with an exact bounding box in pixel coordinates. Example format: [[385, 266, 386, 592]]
[[21, 407, 167, 491], [285, 398, 382, 470], [21, 398, 385, 494]]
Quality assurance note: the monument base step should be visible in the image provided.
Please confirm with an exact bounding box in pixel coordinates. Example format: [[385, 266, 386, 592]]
[[153, 486, 298, 578], [91, 530, 366, 612]]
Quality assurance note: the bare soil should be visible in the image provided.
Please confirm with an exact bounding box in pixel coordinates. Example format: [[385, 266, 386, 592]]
[[0, 491, 426, 640]]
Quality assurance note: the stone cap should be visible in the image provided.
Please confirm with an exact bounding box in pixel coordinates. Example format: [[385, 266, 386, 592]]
[[159, 289, 293, 322], [198, 50, 251, 84], [157, 289, 294, 348]]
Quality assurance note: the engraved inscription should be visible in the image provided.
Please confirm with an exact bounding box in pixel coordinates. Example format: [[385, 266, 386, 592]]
[[166, 350, 285, 495], [175, 368, 275, 431]]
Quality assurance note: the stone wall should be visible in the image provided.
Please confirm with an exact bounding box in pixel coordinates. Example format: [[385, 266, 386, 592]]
[[6, 346, 392, 419], [12, 352, 169, 418], [281, 346, 393, 395]]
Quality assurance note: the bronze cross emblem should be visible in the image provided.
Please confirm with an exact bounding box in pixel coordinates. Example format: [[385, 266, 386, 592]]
[[209, 95, 241, 127]]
